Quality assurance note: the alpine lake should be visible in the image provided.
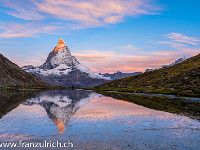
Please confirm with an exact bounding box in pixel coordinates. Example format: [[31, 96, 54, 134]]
[[0, 89, 199, 150]]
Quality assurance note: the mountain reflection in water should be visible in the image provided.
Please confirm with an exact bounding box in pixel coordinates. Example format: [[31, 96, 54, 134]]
[[22, 90, 102, 133], [0, 89, 199, 149]]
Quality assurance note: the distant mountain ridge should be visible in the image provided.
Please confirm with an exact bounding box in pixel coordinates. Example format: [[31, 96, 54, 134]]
[[22, 39, 109, 87], [102, 71, 142, 80], [102, 57, 186, 80], [96, 53, 200, 97], [0, 54, 46, 88], [102, 57, 187, 79], [145, 57, 187, 72]]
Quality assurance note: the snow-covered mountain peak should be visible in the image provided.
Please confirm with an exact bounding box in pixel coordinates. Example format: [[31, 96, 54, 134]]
[[41, 39, 76, 69], [22, 39, 109, 82]]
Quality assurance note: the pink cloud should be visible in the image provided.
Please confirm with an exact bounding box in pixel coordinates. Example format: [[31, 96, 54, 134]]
[[74, 53, 110, 62], [11, 47, 199, 73], [0, 22, 62, 38], [118, 45, 140, 50], [156, 41, 186, 48], [26, 60, 42, 63], [35, 0, 160, 28], [0, 0, 162, 38], [165, 33, 200, 45], [71, 49, 198, 73], [0, 0, 44, 20], [0, 0, 160, 28]]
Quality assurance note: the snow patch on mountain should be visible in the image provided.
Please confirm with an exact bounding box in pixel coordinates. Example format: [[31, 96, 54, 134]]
[[161, 57, 187, 68], [76, 61, 105, 79], [24, 63, 105, 78]]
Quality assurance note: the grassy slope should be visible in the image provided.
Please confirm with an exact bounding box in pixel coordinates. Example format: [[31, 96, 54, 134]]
[[96, 54, 200, 97]]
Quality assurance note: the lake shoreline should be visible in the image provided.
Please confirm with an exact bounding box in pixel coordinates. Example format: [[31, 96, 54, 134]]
[[81, 87, 200, 98], [1, 85, 199, 98]]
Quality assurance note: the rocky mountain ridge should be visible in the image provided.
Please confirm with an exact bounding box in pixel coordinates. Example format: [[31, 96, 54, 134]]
[[102, 71, 142, 80]]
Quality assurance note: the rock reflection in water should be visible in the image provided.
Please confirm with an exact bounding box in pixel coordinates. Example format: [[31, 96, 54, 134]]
[[0, 90, 41, 118], [22, 90, 102, 133]]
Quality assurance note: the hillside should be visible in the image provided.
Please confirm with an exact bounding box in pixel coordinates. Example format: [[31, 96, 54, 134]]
[[96, 53, 200, 97], [0, 90, 40, 118], [0, 54, 46, 88]]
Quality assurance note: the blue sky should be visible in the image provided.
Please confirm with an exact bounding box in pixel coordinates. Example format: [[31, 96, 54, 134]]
[[0, 0, 199, 73]]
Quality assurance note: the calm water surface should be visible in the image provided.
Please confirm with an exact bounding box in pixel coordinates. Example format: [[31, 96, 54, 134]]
[[0, 89, 199, 150]]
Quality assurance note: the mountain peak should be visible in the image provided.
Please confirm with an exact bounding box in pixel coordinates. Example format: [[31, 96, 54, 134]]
[[22, 39, 108, 87], [41, 39, 78, 69], [58, 38, 65, 45], [52, 39, 66, 53]]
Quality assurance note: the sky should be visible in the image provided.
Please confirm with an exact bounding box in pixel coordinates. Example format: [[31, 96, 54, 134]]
[[0, 0, 199, 73]]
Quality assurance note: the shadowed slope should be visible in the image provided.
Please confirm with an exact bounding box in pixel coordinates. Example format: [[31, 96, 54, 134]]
[[0, 54, 46, 87]]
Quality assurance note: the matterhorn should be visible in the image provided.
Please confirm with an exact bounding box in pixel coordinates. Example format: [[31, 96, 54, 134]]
[[22, 39, 109, 87]]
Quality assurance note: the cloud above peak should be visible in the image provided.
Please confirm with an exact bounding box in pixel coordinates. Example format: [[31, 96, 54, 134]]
[[0, 0, 44, 20], [0, 0, 160, 28], [36, 0, 158, 27], [0, 22, 61, 38], [118, 45, 140, 50], [156, 41, 186, 48]]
